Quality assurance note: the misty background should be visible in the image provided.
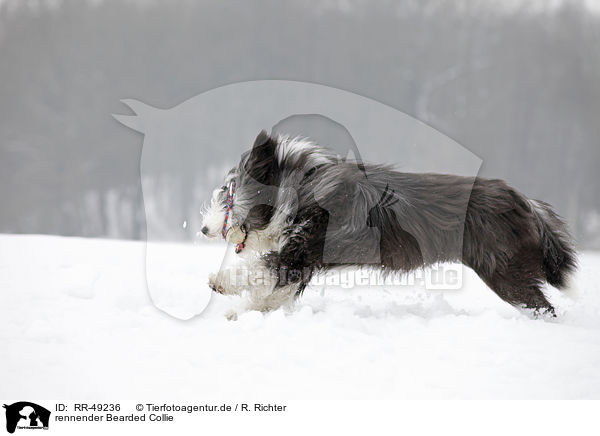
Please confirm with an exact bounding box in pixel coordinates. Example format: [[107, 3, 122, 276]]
[[1, 0, 599, 247]]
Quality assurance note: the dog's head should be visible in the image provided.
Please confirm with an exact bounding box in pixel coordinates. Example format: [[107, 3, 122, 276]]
[[200, 130, 283, 240]]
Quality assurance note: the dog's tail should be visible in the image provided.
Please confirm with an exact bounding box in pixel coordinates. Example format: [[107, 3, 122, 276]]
[[530, 199, 577, 288]]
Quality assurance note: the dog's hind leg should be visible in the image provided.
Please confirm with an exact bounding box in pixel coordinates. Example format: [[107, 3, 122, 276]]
[[219, 260, 299, 319], [476, 249, 555, 316], [244, 282, 302, 313], [487, 278, 555, 316]]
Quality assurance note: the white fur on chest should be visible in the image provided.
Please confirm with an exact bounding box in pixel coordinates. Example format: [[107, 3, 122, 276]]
[[242, 226, 283, 254]]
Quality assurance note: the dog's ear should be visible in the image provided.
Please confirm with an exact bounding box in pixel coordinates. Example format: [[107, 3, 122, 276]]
[[244, 130, 279, 186]]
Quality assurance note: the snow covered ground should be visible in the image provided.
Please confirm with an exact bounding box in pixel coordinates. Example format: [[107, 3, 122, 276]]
[[1, 234, 600, 399]]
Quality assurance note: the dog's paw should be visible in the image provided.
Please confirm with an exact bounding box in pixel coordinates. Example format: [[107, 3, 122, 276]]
[[224, 309, 239, 321], [208, 272, 226, 294], [208, 273, 219, 292]]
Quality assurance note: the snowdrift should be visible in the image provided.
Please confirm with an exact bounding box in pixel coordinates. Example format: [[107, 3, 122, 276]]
[[1, 234, 599, 399]]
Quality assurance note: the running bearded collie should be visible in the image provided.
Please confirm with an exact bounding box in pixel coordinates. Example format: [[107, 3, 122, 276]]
[[201, 131, 576, 317]]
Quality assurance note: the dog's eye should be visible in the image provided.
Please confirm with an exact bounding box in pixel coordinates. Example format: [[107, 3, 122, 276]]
[[221, 186, 227, 191]]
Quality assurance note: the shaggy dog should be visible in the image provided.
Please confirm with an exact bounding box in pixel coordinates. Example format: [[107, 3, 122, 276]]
[[201, 130, 576, 316]]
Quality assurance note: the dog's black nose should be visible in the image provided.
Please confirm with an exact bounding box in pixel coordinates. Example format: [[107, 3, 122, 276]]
[[201, 226, 209, 235]]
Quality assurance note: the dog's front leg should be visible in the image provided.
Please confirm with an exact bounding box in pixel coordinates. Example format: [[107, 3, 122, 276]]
[[223, 256, 307, 318], [209, 254, 294, 318], [246, 233, 317, 313], [234, 254, 298, 313], [244, 280, 299, 313], [223, 221, 321, 318], [208, 255, 256, 296]]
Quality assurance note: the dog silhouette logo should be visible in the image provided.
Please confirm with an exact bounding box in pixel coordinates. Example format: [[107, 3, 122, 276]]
[[3, 402, 50, 433], [113, 80, 481, 318]]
